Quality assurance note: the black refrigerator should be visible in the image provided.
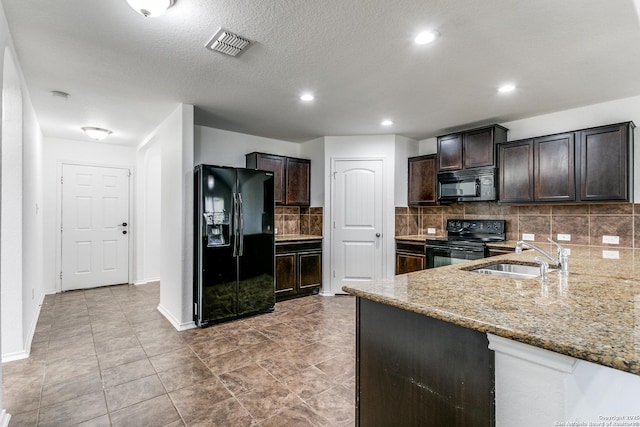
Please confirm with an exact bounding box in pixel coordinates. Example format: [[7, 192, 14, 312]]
[[194, 164, 275, 327]]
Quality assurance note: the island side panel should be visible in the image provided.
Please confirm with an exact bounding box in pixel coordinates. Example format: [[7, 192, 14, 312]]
[[356, 297, 495, 427]]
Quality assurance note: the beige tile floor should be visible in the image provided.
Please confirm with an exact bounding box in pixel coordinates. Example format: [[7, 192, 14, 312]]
[[2, 283, 356, 426]]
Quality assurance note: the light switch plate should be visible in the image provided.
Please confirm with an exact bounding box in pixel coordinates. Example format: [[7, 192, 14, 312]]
[[557, 234, 571, 241], [427, 228, 436, 234], [521, 233, 535, 241], [602, 235, 619, 244], [602, 250, 620, 259]]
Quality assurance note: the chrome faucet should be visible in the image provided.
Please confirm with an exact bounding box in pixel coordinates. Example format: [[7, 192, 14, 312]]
[[515, 238, 569, 275]]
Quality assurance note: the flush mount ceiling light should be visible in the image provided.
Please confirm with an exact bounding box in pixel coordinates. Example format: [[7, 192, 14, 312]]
[[205, 28, 253, 57], [498, 83, 516, 93], [126, 0, 175, 17], [381, 119, 394, 126], [82, 127, 112, 141], [415, 31, 438, 45], [300, 93, 315, 102]]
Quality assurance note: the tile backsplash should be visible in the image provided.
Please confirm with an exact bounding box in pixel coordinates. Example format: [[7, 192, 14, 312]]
[[395, 202, 640, 248], [275, 206, 323, 236]]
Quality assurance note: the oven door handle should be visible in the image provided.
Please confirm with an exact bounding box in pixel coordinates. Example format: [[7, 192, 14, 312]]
[[425, 245, 483, 253]]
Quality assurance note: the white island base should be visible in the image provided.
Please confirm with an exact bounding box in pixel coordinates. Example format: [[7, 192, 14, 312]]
[[488, 334, 640, 426]]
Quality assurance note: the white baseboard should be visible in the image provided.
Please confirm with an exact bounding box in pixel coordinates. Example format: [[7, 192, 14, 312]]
[[319, 290, 334, 296], [157, 304, 196, 331], [134, 278, 160, 286], [1, 291, 45, 363], [0, 410, 11, 427]]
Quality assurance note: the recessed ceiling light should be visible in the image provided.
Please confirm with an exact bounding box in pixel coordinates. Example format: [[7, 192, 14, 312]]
[[82, 127, 112, 141], [498, 83, 516, 93], [415, 31, 438, 45], [381, 119, 394, 126], [300, 93, 315, 102]]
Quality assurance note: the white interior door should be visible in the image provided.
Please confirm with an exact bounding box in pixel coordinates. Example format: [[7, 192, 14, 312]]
[[61, 164, 130, 291], [331, 159, 384, 294]]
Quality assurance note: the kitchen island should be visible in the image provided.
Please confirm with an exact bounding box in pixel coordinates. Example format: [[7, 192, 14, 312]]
[[343, 245, 640, 426]]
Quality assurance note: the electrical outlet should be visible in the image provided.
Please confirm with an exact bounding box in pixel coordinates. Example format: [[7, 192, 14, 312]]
[[522, 233, 535, 241], [602, 235, 619, 245], [557, 234, 571, 241], [427, 228, 436, 234]]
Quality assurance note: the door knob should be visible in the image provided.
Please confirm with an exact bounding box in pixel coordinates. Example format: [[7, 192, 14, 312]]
[[122, 230, 128, 235], [376, 233, 381, 237], [121, 222, 128, 227]]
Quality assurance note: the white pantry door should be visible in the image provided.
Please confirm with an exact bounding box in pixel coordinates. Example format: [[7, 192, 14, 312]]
[[61, 164, 130, 290], [331, 159, 384, 294]]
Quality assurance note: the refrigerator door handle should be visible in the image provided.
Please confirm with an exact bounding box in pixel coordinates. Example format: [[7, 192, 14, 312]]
[[232, 192, 239, 257], [238, 193, 244, 256]]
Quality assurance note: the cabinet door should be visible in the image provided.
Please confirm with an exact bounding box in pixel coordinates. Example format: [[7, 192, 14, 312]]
[[437, 134, 463, 171], [499, 140, 534, 203], [535, 133, 575, 202], [299, 251, 322, 289], [247, 153, 285, 204], [579, 123, 631, 202], [408, 154, 437, 206], [395, 253, 425, 274], [463, 127, 495, 169], [285, 157, 310, 206], [275, 254, 295, 294]]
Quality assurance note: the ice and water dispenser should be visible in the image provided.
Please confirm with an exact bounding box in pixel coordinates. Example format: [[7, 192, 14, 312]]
[[203, 175, 231, 247]]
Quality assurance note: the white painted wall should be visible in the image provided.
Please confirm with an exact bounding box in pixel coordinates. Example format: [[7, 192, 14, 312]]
[[20, 66, 44, 363], [323, 135, 397, 294], [134, 138, 161, 285], [195, 126, 300, 167], [155, 104, 195, 330], [1, 48, 24, 361], [394, 135, 419, 207], [42, 138, 136, 293]]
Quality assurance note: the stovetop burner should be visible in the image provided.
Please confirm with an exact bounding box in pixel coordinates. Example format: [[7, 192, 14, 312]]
[[445, 218, 506, 243]]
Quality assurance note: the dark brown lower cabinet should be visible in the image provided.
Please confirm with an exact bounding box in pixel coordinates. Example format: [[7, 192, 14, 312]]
[[356, 298, 495, 427], [275, 239, 322, 301], [396, 240, 426, 274]]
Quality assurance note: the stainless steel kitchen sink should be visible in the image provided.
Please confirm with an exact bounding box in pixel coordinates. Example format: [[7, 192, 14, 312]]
[[467, 262, 550, 279]]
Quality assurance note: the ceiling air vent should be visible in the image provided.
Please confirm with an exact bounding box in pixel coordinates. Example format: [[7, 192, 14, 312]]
[[205, 28, 252, 57]]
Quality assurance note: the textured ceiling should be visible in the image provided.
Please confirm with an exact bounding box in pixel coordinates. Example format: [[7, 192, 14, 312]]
[[3, 0, 640, 145]]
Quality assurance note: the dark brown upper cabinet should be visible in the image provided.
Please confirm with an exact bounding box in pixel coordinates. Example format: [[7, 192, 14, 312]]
[[246, 152, 310, 206], [408, 154, 437, 206], [499, 139, 534, 203], [579, 123, 634, 202], [535, 132, 576, 202], [437, 124, 508, 172], [437, 134, 463, 171], [499, 122, 634, 204], [284, 157, 311, 206]]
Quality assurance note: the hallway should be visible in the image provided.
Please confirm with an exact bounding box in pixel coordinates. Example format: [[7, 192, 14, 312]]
[[2, 283, 355, 426]]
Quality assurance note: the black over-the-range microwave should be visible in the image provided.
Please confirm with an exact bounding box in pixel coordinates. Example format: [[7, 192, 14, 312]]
[[437, 167, 497, 202]]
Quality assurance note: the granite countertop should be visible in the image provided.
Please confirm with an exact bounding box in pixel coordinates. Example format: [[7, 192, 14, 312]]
[[343, 244, 640, 376], [275, 234, 323, 243]]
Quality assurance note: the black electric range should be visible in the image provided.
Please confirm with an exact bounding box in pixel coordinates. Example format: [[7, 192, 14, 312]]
[[425, 219, 506, 269]]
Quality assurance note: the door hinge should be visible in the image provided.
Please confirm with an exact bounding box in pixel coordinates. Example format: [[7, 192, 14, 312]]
[[332, 172, 337, 179], [59, 271, 63, 280], [333, 270, 336, 278], [60, 176, 64, 184]]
